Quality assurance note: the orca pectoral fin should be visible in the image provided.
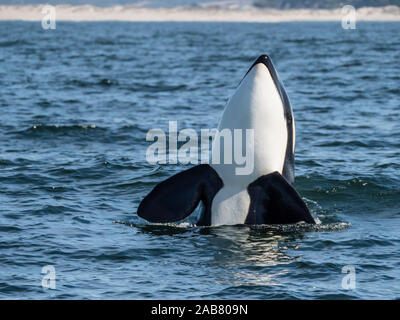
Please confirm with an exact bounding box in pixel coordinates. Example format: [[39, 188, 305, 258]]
[[246, 171, 315, 225], [137, 164, 223, 224]]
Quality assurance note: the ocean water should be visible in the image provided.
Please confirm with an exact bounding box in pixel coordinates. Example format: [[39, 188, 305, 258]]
[[0, 21, 399, 299]]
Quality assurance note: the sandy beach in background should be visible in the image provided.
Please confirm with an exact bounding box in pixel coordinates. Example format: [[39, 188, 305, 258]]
[[0, 5, 399, 22]]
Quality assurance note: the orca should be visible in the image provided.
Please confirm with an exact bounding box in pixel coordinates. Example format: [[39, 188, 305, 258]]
[[137, 55, 315, 226]]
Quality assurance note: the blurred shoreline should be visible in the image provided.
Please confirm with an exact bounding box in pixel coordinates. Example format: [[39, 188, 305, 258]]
[[0, 5, 399, 22]]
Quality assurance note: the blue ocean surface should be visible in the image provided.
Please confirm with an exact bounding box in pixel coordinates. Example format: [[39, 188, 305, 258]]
[[0, 21, 399, 299]]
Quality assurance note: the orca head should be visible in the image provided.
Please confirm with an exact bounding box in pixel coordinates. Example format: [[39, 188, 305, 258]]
[[234, 54, 285, 116], [212, 54, 289, 184]]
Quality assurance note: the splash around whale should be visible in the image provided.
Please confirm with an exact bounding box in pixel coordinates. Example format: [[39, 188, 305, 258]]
[[137, 54, 316, 226]]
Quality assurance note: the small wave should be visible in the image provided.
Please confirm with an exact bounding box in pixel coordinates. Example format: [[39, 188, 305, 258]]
[[0, 172, 57, 186], [249, 222, 351, 233], [7, 124, 134, 142], [24, 124, 100, 133], [310, 236, 395, 249], [115, 221, 195, 236], [316, 140, 371, 148], [117, 220, 350, 235], [0, 39, 30, 47], [65, 78, 119, 88], [0, 225, 23, 233], [128, 83, 188, 93], [296, 174, 400, 213], [28, 205, 71, 215], [339, 61, 363, 68], [285, 37, 326, 44], [72, 216, 91, 224], [0, 159, 14, 166]]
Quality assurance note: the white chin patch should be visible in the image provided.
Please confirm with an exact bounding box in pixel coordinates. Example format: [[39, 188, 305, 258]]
[[211, 186, 250, 226]]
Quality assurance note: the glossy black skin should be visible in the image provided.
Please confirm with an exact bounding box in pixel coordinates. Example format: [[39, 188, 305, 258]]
[[137, 164, 222, 225], [245, 171, 315, 224], [137, 55, 315, 226]]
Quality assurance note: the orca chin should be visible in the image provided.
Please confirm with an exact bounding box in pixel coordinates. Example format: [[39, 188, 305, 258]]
[[137, 54, 315, 227]]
